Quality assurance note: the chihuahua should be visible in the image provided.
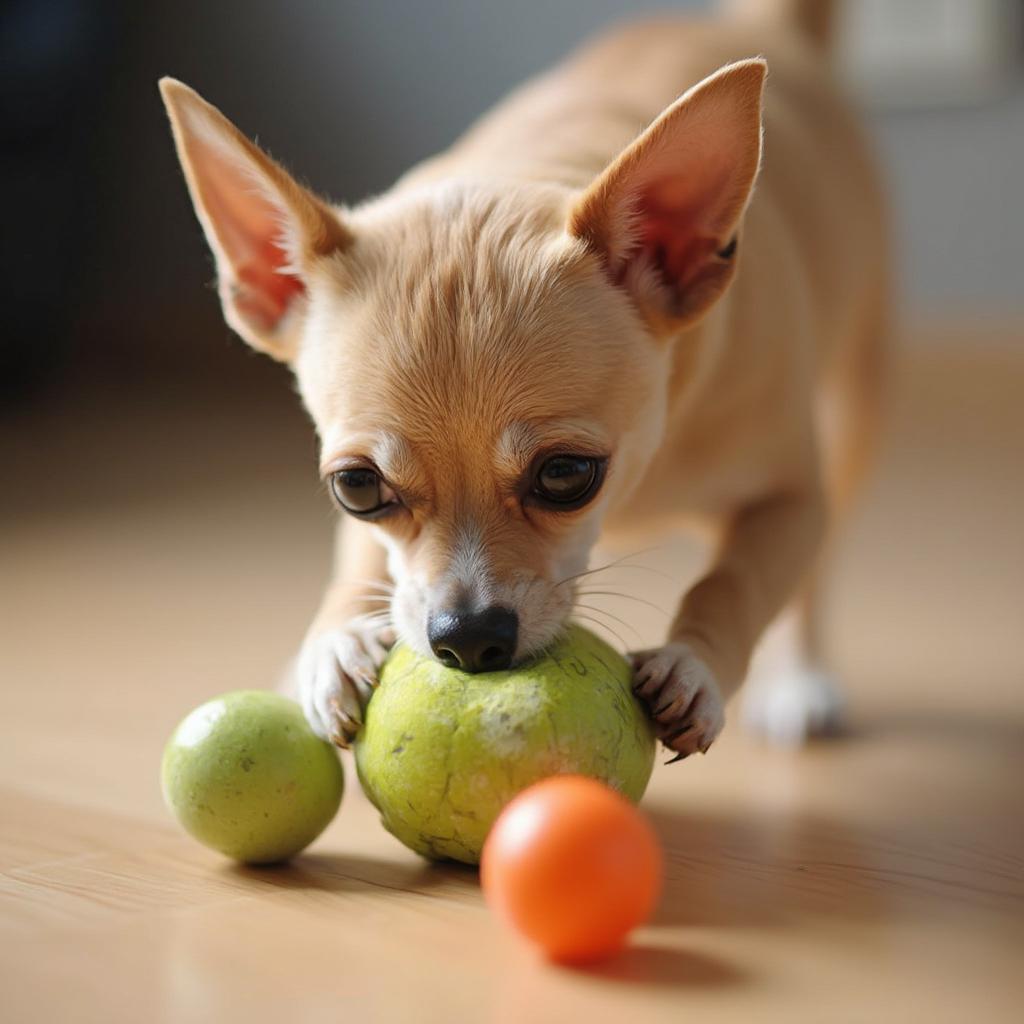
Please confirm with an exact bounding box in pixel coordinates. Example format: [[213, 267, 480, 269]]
[[160, 0, 886, 756]]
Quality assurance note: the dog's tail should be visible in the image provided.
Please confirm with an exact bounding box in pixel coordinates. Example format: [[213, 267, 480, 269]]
[[721, 0, 837, 52]]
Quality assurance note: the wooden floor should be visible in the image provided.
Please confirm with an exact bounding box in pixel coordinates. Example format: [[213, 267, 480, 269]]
[[2, 339, 1022, 1022]]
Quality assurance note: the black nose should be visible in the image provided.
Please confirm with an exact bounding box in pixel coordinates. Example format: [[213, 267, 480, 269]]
[[427, 606, 519, 673]]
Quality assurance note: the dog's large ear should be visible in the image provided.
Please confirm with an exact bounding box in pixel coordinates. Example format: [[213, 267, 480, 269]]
[[569, 59, 766, 332], [159, 78, 350, 361]]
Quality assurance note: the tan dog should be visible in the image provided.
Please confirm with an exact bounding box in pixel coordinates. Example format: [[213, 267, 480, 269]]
[[160, 0, 887, 757]]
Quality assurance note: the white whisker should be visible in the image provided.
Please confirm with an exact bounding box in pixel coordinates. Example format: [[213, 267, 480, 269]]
[[349, 611, 394, 628], [573, 602, 642, 645], [571, 612, 629, 653], [575, 589, 668, 617], [553, 547, 669, 589], [335, 579, 396, 594]]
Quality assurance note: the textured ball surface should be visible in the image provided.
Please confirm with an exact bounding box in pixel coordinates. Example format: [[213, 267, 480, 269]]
[[162, 691, 344, 864], [354, 625, 655, 864], [481, 775, 663, 962]]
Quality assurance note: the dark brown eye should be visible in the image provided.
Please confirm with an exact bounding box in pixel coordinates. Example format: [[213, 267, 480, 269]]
[[532, 455, 604, 508], [329, 468, 397, 518]]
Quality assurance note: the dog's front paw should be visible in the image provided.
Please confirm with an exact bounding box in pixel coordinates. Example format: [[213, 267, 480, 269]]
[[292, 618, 395, 748], [630, 642, 725, 762]]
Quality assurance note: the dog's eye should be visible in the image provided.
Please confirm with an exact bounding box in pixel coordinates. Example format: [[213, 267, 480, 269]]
[[329, 468, 397, 519], [532, 455, 604, 508]]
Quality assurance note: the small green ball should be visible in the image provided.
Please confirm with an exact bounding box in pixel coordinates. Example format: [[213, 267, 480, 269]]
[[354, 625, 655, 865], [162, 691, 344, 864]]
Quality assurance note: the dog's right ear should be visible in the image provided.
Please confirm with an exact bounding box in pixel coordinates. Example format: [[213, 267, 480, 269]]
[[159, 78, 350, 361]]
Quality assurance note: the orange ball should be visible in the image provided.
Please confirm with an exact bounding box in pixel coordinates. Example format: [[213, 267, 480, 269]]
[[480, 775, 663, 963]]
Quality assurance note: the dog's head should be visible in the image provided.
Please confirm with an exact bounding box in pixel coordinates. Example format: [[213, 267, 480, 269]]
[[160, 60, 764, 669]]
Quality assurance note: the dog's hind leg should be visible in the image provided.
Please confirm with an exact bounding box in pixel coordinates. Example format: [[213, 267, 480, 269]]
[[741, 287, 889, 745], [739, 573, 846, 746]]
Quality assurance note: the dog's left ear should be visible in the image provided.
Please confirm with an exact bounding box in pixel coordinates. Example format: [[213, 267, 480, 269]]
[[569, 59, 766, 331], [159, 78, 351, 361]]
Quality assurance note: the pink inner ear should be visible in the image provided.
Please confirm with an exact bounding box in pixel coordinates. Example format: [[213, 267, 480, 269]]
[[234, 239, 306, 328], [202, 145, 307, 330], [631, 158, 732, 290]]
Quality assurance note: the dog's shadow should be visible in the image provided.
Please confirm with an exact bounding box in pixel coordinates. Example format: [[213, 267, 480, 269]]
[[219, 707, 1016, 992], [228, 853, 742, 989], [642, 802, 887, 929], [225, 801, 882, 992], [228, 802, 872, 924], [228, 797, 887, 966]]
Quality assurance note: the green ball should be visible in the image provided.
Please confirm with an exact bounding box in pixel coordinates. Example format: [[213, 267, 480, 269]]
[[162, 691, 344, 864], [354, 625, 655, 865]]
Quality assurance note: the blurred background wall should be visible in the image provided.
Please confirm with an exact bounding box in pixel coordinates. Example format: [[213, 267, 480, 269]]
[[2, 0, 1022, 404]]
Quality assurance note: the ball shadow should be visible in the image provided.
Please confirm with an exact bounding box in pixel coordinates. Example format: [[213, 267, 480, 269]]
[[570, 942, 745, 989], [224, 851, 477, 898]]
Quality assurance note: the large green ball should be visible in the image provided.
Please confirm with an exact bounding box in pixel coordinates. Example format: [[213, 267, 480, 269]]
[[162, 691, 344, 864], [354, 625, 655, 865]]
